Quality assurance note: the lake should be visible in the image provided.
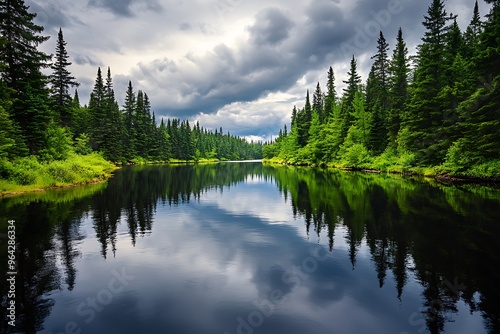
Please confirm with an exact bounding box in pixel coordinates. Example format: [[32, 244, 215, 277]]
[[1, 162, 499, 334]]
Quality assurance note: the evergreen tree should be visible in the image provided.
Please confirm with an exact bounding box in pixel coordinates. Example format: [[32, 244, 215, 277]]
[[366, 32, 390, 154], [134, 90, 146, 157], [88, 67, 106, 150], [388, 28, 409, 147], [291, 105, 298, 128], [371, 31, 390, 111], [463, 1, 483, 59], [0, 105, 15, 158], [71, 90, 90, 139], [445, 19, 465, 70], [101, 67, 124, 161], [0, 0, 52, 155], [341, 56, 362, 143], [297, 90, 312, 147], [312, 82, 324, 122], [49, 28, 79, 127], [369, 105, 386, 155], [123, 81, 136, 158], [476, 0, 500, 80], [324, 66, 337, 121], [404, 0, 451, 164], [459, 0, 500, 163], [73, 89, 80, 108]]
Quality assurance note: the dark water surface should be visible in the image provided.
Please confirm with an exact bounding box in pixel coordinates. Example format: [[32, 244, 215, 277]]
[[1, 162, 500, 334]]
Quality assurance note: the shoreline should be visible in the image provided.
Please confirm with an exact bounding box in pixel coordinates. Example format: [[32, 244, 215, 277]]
[[0, 178, 113, 198], [262, 159, 500, 186], [0, 157, 259, 198]]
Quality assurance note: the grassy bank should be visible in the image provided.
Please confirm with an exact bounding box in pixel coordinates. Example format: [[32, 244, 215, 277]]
[[0, 153, 117, 196], [263, 155, 500, 183]]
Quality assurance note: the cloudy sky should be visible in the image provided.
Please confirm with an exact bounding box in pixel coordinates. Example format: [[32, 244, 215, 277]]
[[26, 0, 489, 141]]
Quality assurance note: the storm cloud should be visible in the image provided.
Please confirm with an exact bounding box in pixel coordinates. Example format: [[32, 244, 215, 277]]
[[25, 0, 490, 140]]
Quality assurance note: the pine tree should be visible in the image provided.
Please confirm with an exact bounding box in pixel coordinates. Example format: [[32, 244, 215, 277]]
[[476, 0, 500, 80], [464, 1, 483, 59], [312, 82, 324, 122], [369, 105, 386, 155], [101, 67, 124, 161], [366, 32, 391, 154], [297, 90, 312, 147], [88, 67, 106, 150], [324, 66, 337, 121], [404, 0, 451, 164], [460, 0, 500, 163], [133, 90, 153, 158], [123, 81, 136, 158], [0, 0, 52, 155], [341, 56, 362, 143], [388, 28, 409, 148], [49, 28, 79, 127], [445, 19, 464, 70], [0, 105, 15, 158], [371, 31, 390, 111], [291, 105, 298, 128]]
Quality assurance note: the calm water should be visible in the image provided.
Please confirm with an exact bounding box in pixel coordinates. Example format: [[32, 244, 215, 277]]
[[1, 162, 500, 334]]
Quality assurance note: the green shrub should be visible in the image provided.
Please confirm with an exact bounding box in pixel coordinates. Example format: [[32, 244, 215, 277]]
[[74, 133, 92, 155], [344, 143, 371, 168], [10, 156, 42, 185], [45, 161, 77, 183], [39, 123, 74, 161], [442, 139, 472, 173]]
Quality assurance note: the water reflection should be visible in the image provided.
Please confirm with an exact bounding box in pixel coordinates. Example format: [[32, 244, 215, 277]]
[[0, 162, 499, 334]]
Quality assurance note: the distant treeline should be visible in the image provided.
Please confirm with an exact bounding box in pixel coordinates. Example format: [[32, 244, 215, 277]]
[[264, 0, 500, 178], [0, 0, 262, 163]]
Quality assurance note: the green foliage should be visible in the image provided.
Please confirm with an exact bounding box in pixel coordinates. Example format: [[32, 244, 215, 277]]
[[74, 133, 92, 155], [0, 105, 15, 158], [0, 153, 115, 194], [341, 143, 371, 168], [40, 123, 73, 161], [49, 28, 79, 127], [442, 139, 472, 173], [0, 0, 51, 155], [9, 156, 41, 185]]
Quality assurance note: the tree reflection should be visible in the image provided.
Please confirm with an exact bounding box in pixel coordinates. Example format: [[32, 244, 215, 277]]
[[267, 165, 500, 334], [1, 163, 499, 333]]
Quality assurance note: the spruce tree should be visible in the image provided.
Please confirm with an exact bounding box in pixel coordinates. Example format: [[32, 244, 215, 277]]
[[341, 56, 362, 143], [0, 0, 52, 155], [312, 82, 324, 122], [460, 0, 500, 163], [388, 28, 409, 147], [88, 67, 106, 151], [464, 1, 483, 59], [445, 19, 464, 71], [49, 28, 79, 127], [404, 0, 451, 164], [101, 67, 124, 161], [371, 31, 390, 110], [365, 31, 390, 154], [297, 90, 312, 147], [324, 66, 337, 121], [123, 81, 136, 158], [0, 105, 15, 158], [291, 105, 298, 128]]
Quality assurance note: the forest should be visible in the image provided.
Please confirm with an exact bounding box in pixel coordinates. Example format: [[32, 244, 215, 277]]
[[263, 0, 500, 179], [0, 0, 262, 193]]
